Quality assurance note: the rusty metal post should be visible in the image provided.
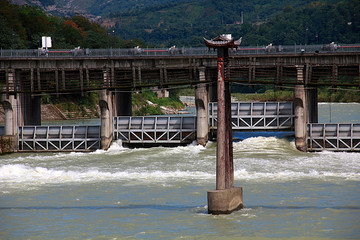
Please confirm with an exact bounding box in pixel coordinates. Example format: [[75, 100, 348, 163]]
[[216, 48, 226, 190], [225, 81, 234, 189], [216, 47, 234, 190], [204, 34, 243, 214]]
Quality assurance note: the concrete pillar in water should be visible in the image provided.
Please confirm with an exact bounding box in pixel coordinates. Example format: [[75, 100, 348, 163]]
[[195, 67, 209, 146], [99, 89, 113, 150], [2, 69, 22, 136], [1, 69, 20, 152], [2, 95, 18, 136], [294, 65, 307, 151]]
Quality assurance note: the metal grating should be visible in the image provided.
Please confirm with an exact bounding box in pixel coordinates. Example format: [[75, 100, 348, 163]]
[[18, 125, 100, 151], [307, 123, 360, 151], [113, 116, 196, 144], [209, 102, 294, 130]]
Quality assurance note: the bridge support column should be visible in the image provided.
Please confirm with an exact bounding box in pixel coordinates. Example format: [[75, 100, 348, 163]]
[[99, 90, 113, 150], [2, 95, 18, 136], [204, 35, 243, 215], [1, 94, 19, 153], [294, 65, 307, 151], [195, 67, 209, 146]]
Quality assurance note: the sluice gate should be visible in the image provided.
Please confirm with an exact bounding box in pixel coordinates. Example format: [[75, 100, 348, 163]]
[[113, 116, 196, 144], [17, 125, 100, 151], [208, 102, 294, 130], [307, 123, 360, 151], [2, 102, 359, 152]]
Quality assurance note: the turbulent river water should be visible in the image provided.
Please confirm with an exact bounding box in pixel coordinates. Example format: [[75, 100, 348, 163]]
[[1, 103, 360, 239]]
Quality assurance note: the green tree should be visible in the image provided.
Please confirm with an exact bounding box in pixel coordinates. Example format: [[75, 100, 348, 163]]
[[82, 30, 108, 48]]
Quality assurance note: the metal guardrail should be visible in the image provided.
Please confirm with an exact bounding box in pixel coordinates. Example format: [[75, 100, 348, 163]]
[[113, 116, 196, 144], [18, 125, 100, 151], [1, 44, 359, 58], [307, 123, 360, 151], [209, 102, 294, 130]]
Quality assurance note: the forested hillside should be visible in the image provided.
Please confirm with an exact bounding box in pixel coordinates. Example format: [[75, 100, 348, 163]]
[[10, 0, 192, 19], [2, 0, 360, 49], [0, 0, 142, 49], [112, 0, 359, 47]]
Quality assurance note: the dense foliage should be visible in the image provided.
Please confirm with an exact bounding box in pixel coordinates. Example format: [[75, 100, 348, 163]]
[[232, 87, 360, 102], [2, 0, 359, 49], [132, 91, 184, 116], [0, 0, 144, 49], [112, 0, 359, 47]]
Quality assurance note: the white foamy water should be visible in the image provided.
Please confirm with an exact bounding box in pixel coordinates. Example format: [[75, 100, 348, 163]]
[[1, 137, 359, 193], [1, 103, 359, 239]]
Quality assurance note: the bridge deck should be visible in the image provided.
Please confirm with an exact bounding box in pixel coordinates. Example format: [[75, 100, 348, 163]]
[[1, 46, 360, 95]]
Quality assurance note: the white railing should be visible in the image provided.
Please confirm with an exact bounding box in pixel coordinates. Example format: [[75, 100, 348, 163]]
[[2, 44, 360, 58], [307, 123, 360, 151], [113, 116, 196, 144], [18, 125, 100, 151], [209, 102, 294, 130]]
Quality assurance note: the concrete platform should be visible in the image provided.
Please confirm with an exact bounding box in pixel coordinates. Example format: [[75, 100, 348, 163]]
[[207, 187, 243, 215]]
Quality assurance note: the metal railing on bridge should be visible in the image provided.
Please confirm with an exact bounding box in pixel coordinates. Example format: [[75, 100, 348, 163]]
[[1, 44, 359, 58], [18, 125, 100, 151], [113, 116, 196, 144], [307, 123, 360, 151], [209, 102, 294, 130]]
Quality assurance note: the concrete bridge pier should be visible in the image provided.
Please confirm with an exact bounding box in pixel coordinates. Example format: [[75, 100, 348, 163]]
[[1, 94, 19, 153], [195, 67, 209, 146], [294, 65, 308, 151], [99, 89, 114, 150], [2, 95, 18, 136]]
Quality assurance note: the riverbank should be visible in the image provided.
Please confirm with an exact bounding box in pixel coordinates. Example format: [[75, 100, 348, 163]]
[[0, 103, 100, 124]]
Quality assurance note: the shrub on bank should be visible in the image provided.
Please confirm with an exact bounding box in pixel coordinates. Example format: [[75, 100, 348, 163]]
[[233, 88, 360, 103]]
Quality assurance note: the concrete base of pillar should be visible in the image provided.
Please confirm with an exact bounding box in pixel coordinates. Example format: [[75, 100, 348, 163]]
[[101, 136, 113, 151], [197, 137, 207, 147], [295, 137, 307, 152], [0, 135, 17, 154], [207, 187, 243, 215]]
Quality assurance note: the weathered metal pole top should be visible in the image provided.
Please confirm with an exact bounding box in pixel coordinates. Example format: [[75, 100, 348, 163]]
[[203, 34, 242, 50]]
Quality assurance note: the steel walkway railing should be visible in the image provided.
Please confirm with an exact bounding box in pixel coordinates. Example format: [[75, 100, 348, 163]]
[[1, 44, 360, 58]]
